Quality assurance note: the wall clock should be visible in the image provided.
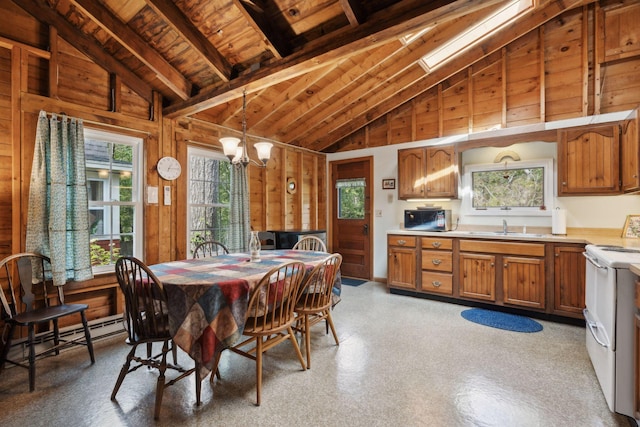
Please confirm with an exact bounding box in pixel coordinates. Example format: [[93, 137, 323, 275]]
[[157, 156, 182, 180]]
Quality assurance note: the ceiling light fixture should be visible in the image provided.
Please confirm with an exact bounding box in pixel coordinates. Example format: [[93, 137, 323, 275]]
[[219, 90, 272, 167]]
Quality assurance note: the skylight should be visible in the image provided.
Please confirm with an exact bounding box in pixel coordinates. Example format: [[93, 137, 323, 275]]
[[405, 0, 533, 72]]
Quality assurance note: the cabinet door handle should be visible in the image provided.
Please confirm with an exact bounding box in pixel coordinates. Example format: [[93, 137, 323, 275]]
[[397, 239, 406, 245], [432, 259, 442, 266], [504, 263, 508, 268], [432, 281, 441, 287], [432, 242, 441, 248]]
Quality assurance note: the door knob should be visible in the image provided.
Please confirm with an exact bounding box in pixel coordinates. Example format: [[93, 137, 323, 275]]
[[363, 224, 369, 235]]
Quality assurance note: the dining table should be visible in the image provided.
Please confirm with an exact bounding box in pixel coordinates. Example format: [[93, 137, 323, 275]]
[[148, 249, 340, 377]]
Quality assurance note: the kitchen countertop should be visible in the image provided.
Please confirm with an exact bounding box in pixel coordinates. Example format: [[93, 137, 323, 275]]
[[388, 226, 640, 249]]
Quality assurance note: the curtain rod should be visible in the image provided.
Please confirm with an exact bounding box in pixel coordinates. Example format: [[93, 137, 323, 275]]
[[40, 110, 151, 136]]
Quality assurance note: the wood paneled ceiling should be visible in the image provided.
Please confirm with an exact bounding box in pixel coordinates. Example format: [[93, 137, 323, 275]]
[[13, 0, 593, 152]]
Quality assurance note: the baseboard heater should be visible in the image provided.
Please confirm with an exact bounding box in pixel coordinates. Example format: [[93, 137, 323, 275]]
[[4, 314, 125, 365]]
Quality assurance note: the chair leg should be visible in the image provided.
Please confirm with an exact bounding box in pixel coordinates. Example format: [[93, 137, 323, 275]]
[[195, 362, 202, 406], [287, 326, 306, 371], [80, 311, 95, 363], [153, 340, 169, 420], [210, 351, 223, 384], [0, 323, 15, 374], [111, 346, 136, 400], [27, 324, 36, 392], [304, 315, 312, 369], [326, 311, 339, 345], [53, 319, 60, 356], [255, 337, 263, 406]]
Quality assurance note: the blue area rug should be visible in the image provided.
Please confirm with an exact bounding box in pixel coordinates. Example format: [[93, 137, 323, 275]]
[[460, 308, 543, 333], [341, 277, 367, 287]]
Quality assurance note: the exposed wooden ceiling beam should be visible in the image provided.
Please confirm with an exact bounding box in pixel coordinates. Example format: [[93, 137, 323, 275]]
[[340, 0, 366, 26], [283, 6, 498, 144], [143, 0, 234, 82], [309, 0, 597, 151], [12, 0, 153, 104], [163, 0, 504, 118], [233, 0, 290, 59], [69, 0, 192, 100]]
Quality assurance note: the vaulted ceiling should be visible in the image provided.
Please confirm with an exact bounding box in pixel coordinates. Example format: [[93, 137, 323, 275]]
[[13, 0, 593, 152]]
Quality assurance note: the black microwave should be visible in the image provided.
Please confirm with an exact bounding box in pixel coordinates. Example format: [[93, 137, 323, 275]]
[[404, 209, 452, 231]]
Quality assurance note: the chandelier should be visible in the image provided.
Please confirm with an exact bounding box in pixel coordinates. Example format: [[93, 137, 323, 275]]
[[219, 90, 272, 167]]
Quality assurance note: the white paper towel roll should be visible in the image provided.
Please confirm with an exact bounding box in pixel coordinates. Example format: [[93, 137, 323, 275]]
[[552, 208, 567, 235]]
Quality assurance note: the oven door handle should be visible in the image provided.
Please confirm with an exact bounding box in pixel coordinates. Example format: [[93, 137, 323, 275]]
[[583, 308, 610, 348], [582, 252, 606, 270]]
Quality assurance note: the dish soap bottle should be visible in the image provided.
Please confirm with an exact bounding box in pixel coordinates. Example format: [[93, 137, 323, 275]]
[[249, 231, 261, 262]]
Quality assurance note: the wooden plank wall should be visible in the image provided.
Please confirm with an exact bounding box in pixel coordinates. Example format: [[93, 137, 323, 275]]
[[337, 3, 640, 150]]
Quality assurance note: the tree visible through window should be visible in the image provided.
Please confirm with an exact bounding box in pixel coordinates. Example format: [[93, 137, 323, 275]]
[[187, 147, 231, 256], [336, 178, 365, 219]]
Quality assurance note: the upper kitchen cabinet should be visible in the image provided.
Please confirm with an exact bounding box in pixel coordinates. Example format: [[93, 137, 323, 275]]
[[621, 108, 640, 193], [397, 145, 458, 200], [557, 125, 621, 196]]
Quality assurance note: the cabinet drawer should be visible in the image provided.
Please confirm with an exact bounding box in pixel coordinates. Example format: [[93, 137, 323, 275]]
[[459, 239, 545, 257], [388, 235, 416, 247], [421, 237, 453, 250], [421, 250, 452, 272], [421, 271, 453, 295]]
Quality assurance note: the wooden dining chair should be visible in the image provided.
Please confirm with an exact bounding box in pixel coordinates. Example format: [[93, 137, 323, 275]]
[[212, 261, 307, 405], [294, 253, 342, 368], [292, 235, 327, 252], [193, 240, 229, 258], [112, 256, 201, 420], [0, 252, 95, 392]]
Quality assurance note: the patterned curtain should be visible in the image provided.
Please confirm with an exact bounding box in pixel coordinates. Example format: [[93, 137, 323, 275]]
[[228, 164, 250, 252], [25, 111, 93, 286]]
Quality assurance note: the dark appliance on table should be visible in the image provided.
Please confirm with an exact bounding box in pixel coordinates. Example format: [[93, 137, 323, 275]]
[[269, 230, 327, 249], [404, 209, 452, 231]]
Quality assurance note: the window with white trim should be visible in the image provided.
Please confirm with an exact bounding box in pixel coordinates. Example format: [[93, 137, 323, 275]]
[[85, 128, 143, 271]]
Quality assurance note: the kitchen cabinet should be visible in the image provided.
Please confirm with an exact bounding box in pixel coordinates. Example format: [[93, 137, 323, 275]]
[[622, 108, 640, 193], [397, 145, 457, 200], [420, 237, 453, 295], [387, 235, 417, 290], [459, 239, 545, 308], [459, 252, 496, 301], [557, 124, 621, 196], [502, 256, 545, 309], [553, 244, 586, 318]]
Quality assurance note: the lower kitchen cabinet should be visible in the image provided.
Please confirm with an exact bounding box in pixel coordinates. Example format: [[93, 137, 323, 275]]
[[502, 256, 545, 309], [553, 245, 586, 317], [387, 235, 417, 290], [635, 280, 640, 419], [459, 253, 496, 301]]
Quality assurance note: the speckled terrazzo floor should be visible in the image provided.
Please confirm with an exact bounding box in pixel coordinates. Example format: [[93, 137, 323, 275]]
[[0, 282, 635, 427]]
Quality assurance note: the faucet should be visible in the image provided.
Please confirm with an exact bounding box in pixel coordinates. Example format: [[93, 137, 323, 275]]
[[502, 219, 508, 234]]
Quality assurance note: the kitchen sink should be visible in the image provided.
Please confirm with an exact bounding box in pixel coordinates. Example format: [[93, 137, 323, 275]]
[[465, 231, 547, 238]]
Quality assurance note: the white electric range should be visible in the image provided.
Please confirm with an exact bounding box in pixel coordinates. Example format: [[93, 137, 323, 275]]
[[584, 244, 640, 424]]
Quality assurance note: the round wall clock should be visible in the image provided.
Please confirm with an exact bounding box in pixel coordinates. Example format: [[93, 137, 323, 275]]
[[157, 156, 182, 180]]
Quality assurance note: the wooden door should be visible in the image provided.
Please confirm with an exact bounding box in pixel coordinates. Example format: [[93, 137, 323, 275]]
[[459, 253, 496, 301], [425, 146, 458, 198], [330, 157, 372, 279], [502, 256, 545, 309], [397, 148, 425, 199]]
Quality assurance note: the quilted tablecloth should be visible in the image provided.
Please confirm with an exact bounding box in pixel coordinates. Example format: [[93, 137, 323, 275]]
[[149, 250, 338, 376]]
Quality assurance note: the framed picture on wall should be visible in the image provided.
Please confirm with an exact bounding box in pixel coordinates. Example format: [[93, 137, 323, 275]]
[[382, 179, 395, 190], [622, 215, 640, 238]]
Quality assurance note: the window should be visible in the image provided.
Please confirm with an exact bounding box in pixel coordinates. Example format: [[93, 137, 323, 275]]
[[336, 178, 366, 219], [462, 159, 554, 216], [85, 128, 143, 271], [187, 147, 231, 256]]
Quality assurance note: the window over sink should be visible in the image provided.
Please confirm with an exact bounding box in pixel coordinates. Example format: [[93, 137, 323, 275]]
[[461, 158, 554, 217]]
